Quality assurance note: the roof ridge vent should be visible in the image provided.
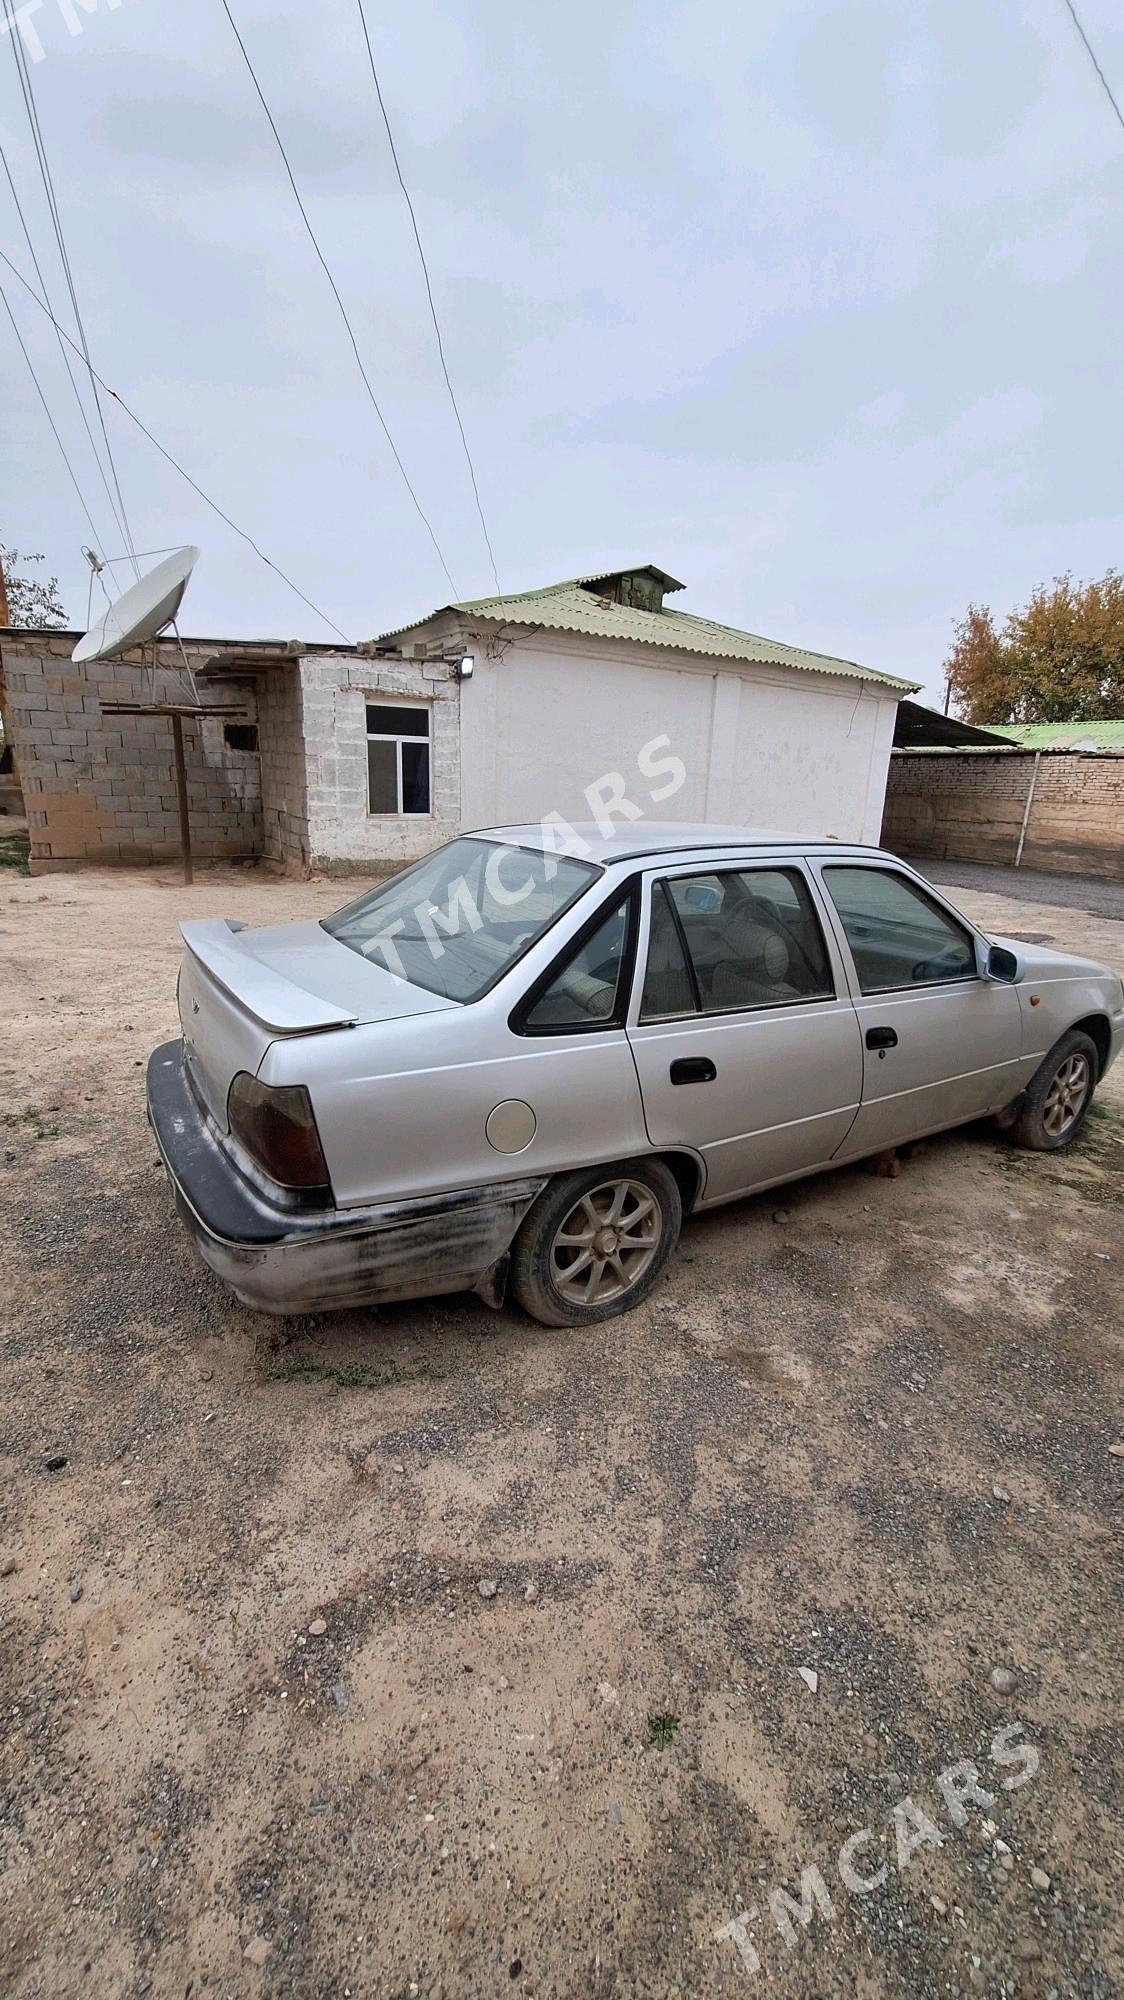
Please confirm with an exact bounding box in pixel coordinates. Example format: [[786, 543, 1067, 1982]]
[[577, 565, 684, 613]]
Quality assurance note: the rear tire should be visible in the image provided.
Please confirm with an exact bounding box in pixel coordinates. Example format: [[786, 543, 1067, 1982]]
[[509, 1159, 682, 1328], [1010, 1029, 1098, 1152]]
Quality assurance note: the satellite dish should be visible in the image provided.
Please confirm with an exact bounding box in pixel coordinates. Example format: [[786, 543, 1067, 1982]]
[[72, 546, 199, 664]]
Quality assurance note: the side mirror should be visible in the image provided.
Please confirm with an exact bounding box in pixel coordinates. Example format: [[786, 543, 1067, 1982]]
[[985, 942, 1020, 983], [682, 883, 721, 913]]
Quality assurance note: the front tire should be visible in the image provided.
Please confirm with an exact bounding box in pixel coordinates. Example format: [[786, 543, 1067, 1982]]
[[1010, 1028, 1098, 1152], [509, 1159, 682, 1327]]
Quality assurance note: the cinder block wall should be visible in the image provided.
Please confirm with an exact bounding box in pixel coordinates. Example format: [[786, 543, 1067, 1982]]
[[0, 631, 261, 872], [256, 664, 309, 871], [883, 751, 1124, 880], [301, 651, 461, 875]]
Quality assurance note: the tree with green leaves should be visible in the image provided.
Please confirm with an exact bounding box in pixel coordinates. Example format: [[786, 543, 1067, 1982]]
[[0, 541, 67, 629], [945, 570, 1124, 724]]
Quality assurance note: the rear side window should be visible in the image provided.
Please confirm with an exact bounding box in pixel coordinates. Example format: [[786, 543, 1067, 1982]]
[[822, 866, 977, 993], [640, 867, 834, 1020], [521, 899, 632, 1031]]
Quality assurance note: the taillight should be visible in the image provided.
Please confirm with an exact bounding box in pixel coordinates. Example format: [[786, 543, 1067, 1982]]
[[227, 1073, 331, 1191]]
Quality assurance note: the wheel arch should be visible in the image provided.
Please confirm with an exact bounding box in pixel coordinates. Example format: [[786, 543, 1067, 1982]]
[[654, 1148, 705, 1214], [1071, 1012, 1111, 1078]]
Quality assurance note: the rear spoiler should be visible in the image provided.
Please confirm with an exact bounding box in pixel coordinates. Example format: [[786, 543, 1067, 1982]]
[[179, 919, 358, 1034]]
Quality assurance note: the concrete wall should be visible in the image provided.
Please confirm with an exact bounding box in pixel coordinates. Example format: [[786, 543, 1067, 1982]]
[[457, 631, 899, 844], [883, 751, 1124, 880], [300, 651, 461, 873], [0, 631, 260, 872]]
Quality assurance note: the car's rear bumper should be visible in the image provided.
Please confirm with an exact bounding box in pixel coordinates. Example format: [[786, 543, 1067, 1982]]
[[146, 1040, 545, 1314]]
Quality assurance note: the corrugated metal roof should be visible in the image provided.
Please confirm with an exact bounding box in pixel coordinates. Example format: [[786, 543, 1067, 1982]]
[[994, 721, 1124, 751], [893, 700, 1011, 747], [377, 570, 917, 692]]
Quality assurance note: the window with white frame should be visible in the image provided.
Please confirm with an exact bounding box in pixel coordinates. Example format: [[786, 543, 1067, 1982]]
[[365, 702, 431, 815]]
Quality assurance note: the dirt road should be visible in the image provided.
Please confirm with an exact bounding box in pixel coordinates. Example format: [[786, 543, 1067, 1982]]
[[1, 865, 1122, 1999]]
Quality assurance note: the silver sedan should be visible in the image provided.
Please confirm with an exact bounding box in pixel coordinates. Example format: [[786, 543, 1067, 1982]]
[[148, 826, 1124, 1324]]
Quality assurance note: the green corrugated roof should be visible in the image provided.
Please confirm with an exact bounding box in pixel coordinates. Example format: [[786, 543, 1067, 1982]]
[[993, 721, 1124, 751], [378, 568, 917, 692]]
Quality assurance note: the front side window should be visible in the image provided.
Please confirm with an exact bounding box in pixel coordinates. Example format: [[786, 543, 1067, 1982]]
[[640, 867, 834, 1020], [522, 899, 631, 1031], [322, 836, 600, 1002], [366, 702, 431, 815], [822, 865, 976, 993]]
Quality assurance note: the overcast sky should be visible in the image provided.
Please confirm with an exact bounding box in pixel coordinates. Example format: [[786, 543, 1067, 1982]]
[[2, 0, 1122, 703]]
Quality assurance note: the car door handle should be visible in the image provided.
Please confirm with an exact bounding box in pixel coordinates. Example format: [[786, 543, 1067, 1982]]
[[865, 1026, 898, 1050], [670, 1057, 717, 1085]]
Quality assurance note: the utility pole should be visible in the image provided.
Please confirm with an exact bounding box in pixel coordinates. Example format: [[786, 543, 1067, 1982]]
[[0, 547, 10, 627]]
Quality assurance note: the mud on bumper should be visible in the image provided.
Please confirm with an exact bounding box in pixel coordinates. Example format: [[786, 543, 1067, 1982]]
[[146, 1040, 545, 1315]]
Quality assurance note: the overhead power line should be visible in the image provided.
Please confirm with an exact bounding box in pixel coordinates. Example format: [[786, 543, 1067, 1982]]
[[1, 136, 119, 564], [218, 0, 458, 595], [1, 275, 115, 593], [2, 0, 140, 572], [354, 0, 500, 593], [0, 246, 353, 643], [1060, 0, 1124, 135]]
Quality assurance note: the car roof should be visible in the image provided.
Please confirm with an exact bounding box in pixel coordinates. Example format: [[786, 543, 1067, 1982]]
[[472, 821, 886, 865]]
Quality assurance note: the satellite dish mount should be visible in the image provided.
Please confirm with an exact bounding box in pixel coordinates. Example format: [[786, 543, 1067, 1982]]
[[73, 545, 202, 701]]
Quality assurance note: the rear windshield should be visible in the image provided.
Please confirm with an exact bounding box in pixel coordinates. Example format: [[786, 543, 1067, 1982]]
[[322, 837, 601, 1002]]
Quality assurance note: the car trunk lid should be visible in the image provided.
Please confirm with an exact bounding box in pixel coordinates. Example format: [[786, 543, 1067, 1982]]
[[178, 918, 457, 1128]]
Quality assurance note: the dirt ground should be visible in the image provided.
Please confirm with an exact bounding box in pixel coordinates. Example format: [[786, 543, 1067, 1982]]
[[1, 862, 1122, 2000]]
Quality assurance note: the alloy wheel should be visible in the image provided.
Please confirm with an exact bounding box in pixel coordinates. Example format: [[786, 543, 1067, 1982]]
[[548, 1178, 663, 1308], [1042, 1052, 1091, 1139]]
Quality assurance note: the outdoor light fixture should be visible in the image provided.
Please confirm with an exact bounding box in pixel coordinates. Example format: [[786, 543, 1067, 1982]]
[[457, 654, 475, 680]]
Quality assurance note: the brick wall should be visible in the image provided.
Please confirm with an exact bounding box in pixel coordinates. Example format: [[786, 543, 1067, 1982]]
[[883, 750, 1124, 880], [1, 631, 261, 871], [301, 652, 461, 874]]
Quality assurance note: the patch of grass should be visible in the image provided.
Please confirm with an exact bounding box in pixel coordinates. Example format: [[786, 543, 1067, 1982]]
[[646, 1711, 680, 1751], [265, 1353, 445, 1391], [2, 1105, 59, 1139], [0, 831, 30, 875]]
